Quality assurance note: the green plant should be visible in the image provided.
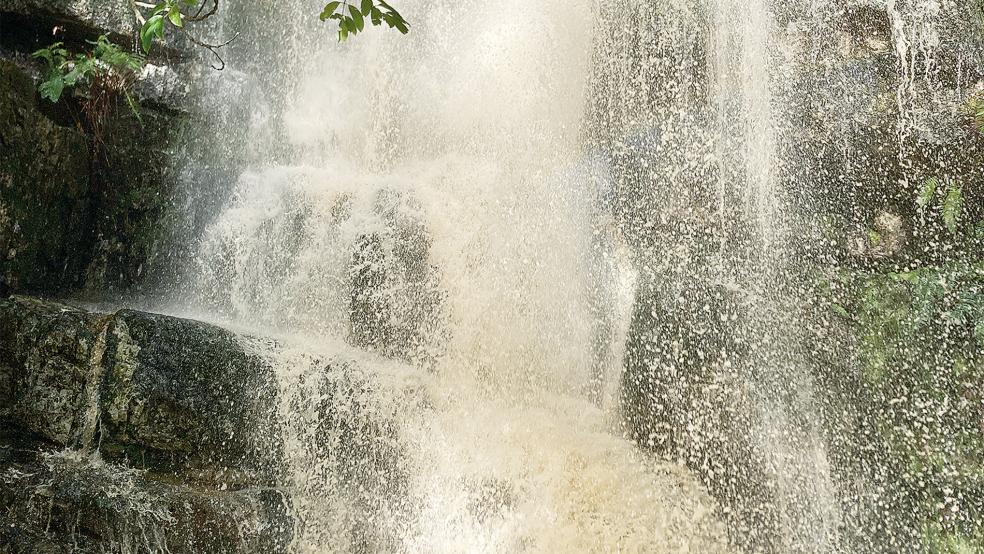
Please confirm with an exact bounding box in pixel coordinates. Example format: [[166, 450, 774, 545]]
[[135, 0, 234, 68], [824, 262, 984, 549], [319, 0, 409, 42], [943, 185, 966, 235], [134, 0, 407, 61], [964, 91, 984, 135], [917, 177, 966, 235], [139, 0, 196, 53], [33, 36, 145, 152], [34, 36, 143, 104]]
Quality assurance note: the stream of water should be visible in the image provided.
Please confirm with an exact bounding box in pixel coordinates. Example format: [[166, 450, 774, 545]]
[[165, 0, 977, 551], [179, 0, 731, 550]]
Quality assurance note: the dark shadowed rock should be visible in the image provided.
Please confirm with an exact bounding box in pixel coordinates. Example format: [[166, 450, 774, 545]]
[[0, 59, 92, 293], [0, 0, 138, 36]]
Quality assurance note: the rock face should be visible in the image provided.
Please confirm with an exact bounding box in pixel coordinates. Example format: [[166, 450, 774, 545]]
[[0, 59, 92, 293], [0, 440, 293, 554], [0, 296, 284, 480], [0, 0, 138, 36], [0, 296, 291, 553], [589, 1, 984, 552], [0, 295, 414, 553], [0, 2, 191, 297]]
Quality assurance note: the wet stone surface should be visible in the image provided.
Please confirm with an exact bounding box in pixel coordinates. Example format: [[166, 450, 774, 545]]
[[0, 296, 293, 552]]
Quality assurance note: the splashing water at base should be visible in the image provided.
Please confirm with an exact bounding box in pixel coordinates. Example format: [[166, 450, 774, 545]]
[[243, 335, 730, 552]]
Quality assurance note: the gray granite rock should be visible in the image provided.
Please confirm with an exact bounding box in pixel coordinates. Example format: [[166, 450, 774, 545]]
[[0, 296, 284, 483]]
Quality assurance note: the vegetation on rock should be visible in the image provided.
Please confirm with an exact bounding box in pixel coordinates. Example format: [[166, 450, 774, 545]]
[[817, 121, 984, 550], [33, 36, 144, 153], [966, 91, 984, 135]]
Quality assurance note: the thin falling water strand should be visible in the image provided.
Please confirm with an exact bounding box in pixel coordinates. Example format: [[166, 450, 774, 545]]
[[708, 0, 842, 550]]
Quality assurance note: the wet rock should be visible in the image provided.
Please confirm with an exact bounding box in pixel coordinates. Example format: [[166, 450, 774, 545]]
[[0, 296, 283, 484], [0, 52, 188, 297], [98, 309, 284, 485], [79, 82, 189, 297], [0, 295, 415, 552], [0, 297, 107, 445], [0, 59, 92, 293], [620, 274, 783, 553], [0, 428, 293, 554], [0, 0, 138, 37], [135, 63, 191, 108], [348, 188, 446, 366], [0, 296, 297, 552], [848, 210, 907, 261]]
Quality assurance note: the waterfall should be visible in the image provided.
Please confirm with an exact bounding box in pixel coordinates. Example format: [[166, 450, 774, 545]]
[[179, 0, 729, 551], [158, 0, 983, 550], [707, 0, 842, 550]]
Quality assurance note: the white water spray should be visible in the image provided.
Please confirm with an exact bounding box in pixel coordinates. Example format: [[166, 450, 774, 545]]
[[186, 0, 730, 551]]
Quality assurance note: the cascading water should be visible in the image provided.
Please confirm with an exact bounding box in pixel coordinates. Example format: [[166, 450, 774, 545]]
[[178, 0, 730, 551], [155, 0, 984, 551]]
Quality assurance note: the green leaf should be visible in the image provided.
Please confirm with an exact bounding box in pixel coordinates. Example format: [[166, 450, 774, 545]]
[[943, 185, 964, 234], [320, 1, 341, 21], [321, 0, 408, 39], [917, 177, 938, 209], [39, 75, 65, 102], [141, 14, 165, 53], [32, 45, 56, 65], [62, 66, 84, 86], [831, 303, 851, 319], [349, 5, 365, 31], [168, 6, 184, 28], [124, 90, 143, 122]]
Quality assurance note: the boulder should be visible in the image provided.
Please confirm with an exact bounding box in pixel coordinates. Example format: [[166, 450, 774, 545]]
[[0, 296, 293, 552], [0, 427, 293, 554], [0, 295, 415, 552], [0, 296, 283, 484]]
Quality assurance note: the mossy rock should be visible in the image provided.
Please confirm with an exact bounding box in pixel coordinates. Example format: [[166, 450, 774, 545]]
[[0, 428, 293, 554], [0, 60, 92, 293]]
